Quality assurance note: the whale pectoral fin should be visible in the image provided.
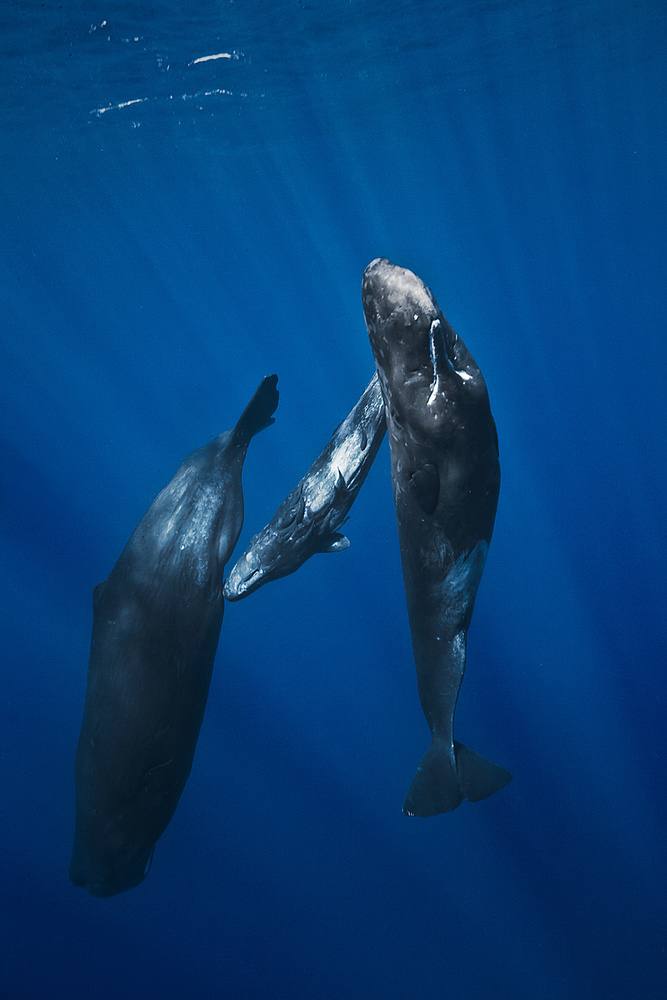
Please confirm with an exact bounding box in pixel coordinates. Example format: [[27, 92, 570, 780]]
[[318, 532, 350, 553], [333, 468, 350, 497], [409, 463, 440, 514], [454, 741, 513, 802]]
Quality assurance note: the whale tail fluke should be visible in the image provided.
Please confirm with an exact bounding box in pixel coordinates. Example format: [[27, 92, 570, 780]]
[[454, 740, 513, 803], [403, 737, 463, 816], [233, 374, 280, 444], [402, 737, 512, 817]]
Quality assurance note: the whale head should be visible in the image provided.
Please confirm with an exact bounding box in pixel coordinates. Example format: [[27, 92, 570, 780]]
[[70, 836, 154, 897], [362, 258, 490, 437], [362, 258, 438, 389], [223, 545, 270, 600]]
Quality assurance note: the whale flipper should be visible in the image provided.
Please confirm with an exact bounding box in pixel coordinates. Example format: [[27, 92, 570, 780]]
[[318, 532, 350, 553]]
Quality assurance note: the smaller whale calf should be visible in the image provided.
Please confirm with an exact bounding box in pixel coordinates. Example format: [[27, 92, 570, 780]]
[[224, 373, 386, 601], [70, 375, 279, 896]]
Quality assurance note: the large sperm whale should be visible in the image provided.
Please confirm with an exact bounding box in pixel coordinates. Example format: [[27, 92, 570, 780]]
[[70, 375, 279, 895], [362, 259, 511, 816]]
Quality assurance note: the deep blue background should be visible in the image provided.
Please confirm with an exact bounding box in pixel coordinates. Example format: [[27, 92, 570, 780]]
[[1, 2, 665, 997]]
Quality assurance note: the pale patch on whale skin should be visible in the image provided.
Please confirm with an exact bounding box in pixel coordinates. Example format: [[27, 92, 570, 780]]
[[437, 540, 489, 630]]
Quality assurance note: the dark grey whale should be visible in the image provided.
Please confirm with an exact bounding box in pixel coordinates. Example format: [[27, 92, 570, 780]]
[[223, 373, 386, 601], [70, 375, 279, 896], [362, 258, 511, 816]]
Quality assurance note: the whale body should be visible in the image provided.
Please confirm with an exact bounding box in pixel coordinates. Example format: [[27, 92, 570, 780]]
[[362, 259, 511, 816], [70, 376, 279, 895], [224, 374, 385, 601]]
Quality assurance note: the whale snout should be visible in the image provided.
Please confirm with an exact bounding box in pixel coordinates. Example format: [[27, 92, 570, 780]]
[[70, 860, 147, 897], [70, 837, 154, 897], [362, 259, 439, 383], [361, 257, 395, 307], [223, 550, 264, 601], [362, 258, 436, 332]]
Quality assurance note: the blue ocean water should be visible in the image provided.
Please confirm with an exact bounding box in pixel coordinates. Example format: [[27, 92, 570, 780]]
[[1, 1, 665, 996]]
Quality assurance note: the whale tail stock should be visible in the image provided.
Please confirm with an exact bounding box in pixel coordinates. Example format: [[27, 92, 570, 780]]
[[232, 374, 280, 445], [402, 737, 512, 817]]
